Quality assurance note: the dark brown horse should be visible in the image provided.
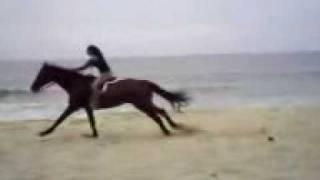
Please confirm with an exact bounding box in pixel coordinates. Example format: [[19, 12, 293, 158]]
[[30, 63, 190, 138]]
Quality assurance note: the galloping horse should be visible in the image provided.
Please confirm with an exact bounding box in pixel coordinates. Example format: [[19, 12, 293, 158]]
[[30, 63, 190, 138]]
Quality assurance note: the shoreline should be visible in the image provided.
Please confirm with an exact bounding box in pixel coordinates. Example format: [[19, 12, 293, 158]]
[[0, 103, 319, 122]]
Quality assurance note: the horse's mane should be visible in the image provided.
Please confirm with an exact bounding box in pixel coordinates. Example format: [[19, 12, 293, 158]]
[[45, 63, 96, 80]]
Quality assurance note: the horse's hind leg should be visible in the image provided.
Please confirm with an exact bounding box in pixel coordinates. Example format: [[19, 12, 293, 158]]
[[39, 105, 78, 137], [134, 104, 171, 136], [154, 106, 182, 130]]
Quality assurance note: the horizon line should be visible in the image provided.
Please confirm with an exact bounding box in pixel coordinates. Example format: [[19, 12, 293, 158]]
[[2, 50, 320, 61]]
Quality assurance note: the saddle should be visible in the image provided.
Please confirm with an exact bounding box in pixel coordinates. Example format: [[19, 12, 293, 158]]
[[95, 77, 116, 91], [90, 77, 119, 108], [97, 77, 126, 93]]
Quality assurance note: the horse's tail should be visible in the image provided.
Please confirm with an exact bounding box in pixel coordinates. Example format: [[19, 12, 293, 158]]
[[148, 81, 190, 112]]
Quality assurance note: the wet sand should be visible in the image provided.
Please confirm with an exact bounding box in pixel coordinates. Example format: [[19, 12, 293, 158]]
[[0, 107, 319, 180]]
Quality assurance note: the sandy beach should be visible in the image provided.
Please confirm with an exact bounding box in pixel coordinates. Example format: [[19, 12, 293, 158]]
[[0, 106, 319, 180]]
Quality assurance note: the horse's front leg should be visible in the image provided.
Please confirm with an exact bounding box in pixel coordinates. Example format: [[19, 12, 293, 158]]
[[84, 106, 98, 138], [39, 105, 78, 137]]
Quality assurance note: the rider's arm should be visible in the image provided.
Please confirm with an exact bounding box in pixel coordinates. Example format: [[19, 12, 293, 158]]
[[72, 60, 93, 71]]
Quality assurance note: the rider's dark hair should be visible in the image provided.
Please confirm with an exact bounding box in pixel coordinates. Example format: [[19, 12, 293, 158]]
[[87, 45, 104, 59]]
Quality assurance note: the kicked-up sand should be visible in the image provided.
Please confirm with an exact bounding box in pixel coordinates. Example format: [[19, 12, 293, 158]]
[[0, 106, 320, 180]]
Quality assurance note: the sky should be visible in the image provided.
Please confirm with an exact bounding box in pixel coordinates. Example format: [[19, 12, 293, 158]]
[[0, 0, 320, 60]]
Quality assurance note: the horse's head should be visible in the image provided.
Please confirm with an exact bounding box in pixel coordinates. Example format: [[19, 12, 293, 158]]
[[30, 62, 56, 93]]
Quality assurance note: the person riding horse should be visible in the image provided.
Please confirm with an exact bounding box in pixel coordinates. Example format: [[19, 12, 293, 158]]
[[31, 63, 190, 137], [73, 45, 114, 91]]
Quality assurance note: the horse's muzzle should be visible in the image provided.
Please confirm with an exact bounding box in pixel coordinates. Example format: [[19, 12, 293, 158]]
[[30, 86, 40, 93]]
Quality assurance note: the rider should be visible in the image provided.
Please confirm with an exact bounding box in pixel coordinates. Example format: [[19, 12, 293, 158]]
[[73, 45, 114, 91]]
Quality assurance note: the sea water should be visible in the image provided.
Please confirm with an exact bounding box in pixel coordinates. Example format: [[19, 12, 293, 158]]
[[1, 53, 320, 120]]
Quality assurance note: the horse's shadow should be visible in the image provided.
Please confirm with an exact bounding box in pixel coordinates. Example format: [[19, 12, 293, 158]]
[[38, 122, 206, 145], [171, 124, 206, 137], [96, 123, 206, 144]]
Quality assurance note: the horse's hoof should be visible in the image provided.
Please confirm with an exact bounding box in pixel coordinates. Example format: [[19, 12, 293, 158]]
[[163, 131, 171, 136], [82, 133, 99, 138], [173, 124, 184, 130], [39, 131, 49, 137]]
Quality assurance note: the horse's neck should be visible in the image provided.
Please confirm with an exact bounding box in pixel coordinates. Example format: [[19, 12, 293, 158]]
[[53, 70, 78, 92], [55, 70, 93, 93], [54, 74, 71, 93]]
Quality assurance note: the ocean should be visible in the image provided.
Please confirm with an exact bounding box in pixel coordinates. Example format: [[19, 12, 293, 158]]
[[1, 53, 320, 120]]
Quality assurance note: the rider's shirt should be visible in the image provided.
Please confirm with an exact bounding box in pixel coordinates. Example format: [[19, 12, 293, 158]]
[[85, 57, 111, 73]]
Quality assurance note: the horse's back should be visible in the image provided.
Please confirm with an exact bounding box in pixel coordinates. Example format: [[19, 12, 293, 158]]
[[97, 78, 153, 108], [99, 78, 152, 99], [106, 78, 151, 92]]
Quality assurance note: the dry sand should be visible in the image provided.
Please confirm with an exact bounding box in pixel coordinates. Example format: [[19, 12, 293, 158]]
[[0, 107, 320, 180]]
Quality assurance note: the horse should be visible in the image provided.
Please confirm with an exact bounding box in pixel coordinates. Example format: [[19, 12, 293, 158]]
[[30, 63, 190, 138]]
